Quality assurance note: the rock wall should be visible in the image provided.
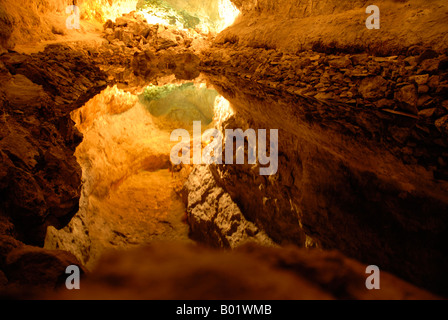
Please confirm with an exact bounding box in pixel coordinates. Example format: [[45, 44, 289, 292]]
[[222, 0, 448, 55], [189, 0, 448, 295], [0, 44, 107, 245], [203, 70, 448, 294], [0, 43, 105, 292], [181, 165, 275, 248]]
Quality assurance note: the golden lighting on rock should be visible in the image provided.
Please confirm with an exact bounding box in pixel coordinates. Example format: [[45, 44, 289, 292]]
[[213, 95, 234, 131], [217, 0, 240, 32], [81, 0, 139, 22], [141, 12, 173, 26]]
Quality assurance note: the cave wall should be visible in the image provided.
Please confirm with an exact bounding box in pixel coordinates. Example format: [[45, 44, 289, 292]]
[[0, 0, 69, 50], [0, 44, 107, 245], [205, 73, 448, 294], [222, 0, 448, 55], [196, 0, 448, 295]]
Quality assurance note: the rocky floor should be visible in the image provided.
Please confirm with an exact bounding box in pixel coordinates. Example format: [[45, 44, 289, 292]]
[[46, 241, 440, 300]]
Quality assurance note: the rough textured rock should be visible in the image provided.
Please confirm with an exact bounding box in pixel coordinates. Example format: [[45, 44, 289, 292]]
[[44, 85, 193, 269], [182, 165, 275, 248], [190, 0, 448, 297], [436, 115, 448, 136], [200, 72, 448, 296], [0, 44, 107, 245], [201, 46, 448, 125], [358, 76, 388, 100], [1, 0, 447, 300], [81, 11, 211, 89], [1, 245, 85, 294], [222, 0, 448, 55], [0, 235, 22, 269], [46, 242, 439, 300], [395, 84, 418, 115]]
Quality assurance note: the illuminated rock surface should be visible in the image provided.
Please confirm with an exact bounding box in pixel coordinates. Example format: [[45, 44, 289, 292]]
[[0, 0, 448, 299]]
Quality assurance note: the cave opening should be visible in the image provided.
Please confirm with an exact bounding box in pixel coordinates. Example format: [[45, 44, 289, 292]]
[[44, 77, 226, 268]]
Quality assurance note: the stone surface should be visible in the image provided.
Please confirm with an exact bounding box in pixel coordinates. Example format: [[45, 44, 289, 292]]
[[0, 44, 107, 245], [46, 242, 439, 300], [94, 12, 208, 86], [44, 85, 195, 269], [181, 165, 275, 248], [221, 0, 448, 55], [395, 84, 419, 115], [0, 0, 447, 300], [202, 72, 448, 296], [2, 245, 85, 293], [358, 76, 388, 100], [436, 115, 448, 136]]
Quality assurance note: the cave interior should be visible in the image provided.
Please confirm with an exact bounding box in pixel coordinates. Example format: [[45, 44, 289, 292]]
[[0, 0, 448, 300]]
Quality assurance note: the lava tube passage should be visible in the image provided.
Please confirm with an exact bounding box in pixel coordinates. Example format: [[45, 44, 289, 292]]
[[0, 0, 447, 307]]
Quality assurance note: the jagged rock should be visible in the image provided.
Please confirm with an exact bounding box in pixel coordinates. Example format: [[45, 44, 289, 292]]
[[314, 91, 335, 100], [0, 45, 107, 245], [395, 84, 418, 114], [404, 56, 418, 67], [428, 75, 440, 88], [104, 28, 113, 36], [417, 95, 433, 108], [375, 98, 394, 109], [417, 49, 439, 63], [115, 17, 130, 27], [329, 57, 352, 69], [182, 165, 275, 248], [0, 0, 447, 300], [358, 76, 388, 100], [103, 19, 114, 30], [412, 74, 429, 85], [436, 83, 448, 95], [443, 100, 448, 111], [351, 54, 369, 65], [419, 59, 440, 74], [205, 71, 448, 296], [157, 29, 179, 50], [418, 84, 429, 94], [0, 6, 14, 49], [418, 108, 436, 118], [435, 115, 448, 135]]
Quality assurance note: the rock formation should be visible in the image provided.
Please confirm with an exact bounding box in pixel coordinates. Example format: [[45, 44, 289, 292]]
[[47, 242, 439, 300], [0, 43, 106, 293], [0, 0, 447, 299]]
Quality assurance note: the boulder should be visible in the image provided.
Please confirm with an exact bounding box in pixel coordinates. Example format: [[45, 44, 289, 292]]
[[435, 115, 448, 135], [358, 76, 388, 100], [395, 84, 418, 114], [157, 30, 178, 50], [419, 59, 440, 74], [3, 245, 85, 290], [328, 56, 352, 69]]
